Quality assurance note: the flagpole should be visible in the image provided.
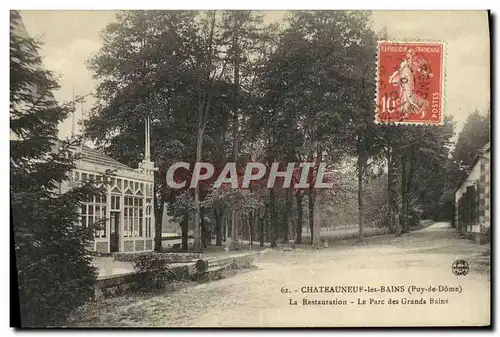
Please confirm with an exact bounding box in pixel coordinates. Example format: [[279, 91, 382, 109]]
[[71, 85, 76, 138]]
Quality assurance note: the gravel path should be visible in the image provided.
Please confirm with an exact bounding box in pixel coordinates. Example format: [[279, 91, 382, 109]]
[[68, 223, 490, 327]]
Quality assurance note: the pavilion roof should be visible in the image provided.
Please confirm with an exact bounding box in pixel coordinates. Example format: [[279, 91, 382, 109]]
[[80, 145, 133, 171]]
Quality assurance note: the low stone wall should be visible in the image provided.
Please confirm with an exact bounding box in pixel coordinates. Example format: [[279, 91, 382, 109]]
[[206, 253, 257, 269], [94, 253, 255, 300], [94, 263, 195, 300], [113, 252, 200, 263], [195, 253, 256, 282]]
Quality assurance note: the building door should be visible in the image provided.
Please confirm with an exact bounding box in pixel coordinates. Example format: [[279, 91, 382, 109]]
[[110, 211, 120, 253]]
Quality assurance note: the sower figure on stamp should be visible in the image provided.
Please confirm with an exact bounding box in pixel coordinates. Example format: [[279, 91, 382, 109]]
[[389, 49, 432, 119]]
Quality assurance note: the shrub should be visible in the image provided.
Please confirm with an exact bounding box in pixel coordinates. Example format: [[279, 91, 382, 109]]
[[130, 253, 194, 290], [133, 253, 171, 273]]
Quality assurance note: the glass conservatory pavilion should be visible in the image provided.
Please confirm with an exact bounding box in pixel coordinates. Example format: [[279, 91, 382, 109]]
[[13, 15, 156, 254], [59, 119, 156, 253]]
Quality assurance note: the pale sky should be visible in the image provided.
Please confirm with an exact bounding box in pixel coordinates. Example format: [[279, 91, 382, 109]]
[[19, 10, 490, 140]]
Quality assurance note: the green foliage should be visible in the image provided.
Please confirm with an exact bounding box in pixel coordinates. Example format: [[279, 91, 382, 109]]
[[130, 252, 204, 290], [10, 11, 97, 326], [132, 254, 178, 290], [363, 174, 391, 227], [202, 187, 263, 215], [133, 253, 170, 272], [257, 11, 378, 161], [85, 10, 482, 245], [452, 109, 490, 178]]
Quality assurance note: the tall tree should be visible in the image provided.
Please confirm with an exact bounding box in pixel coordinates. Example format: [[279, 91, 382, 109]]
[[338, 11, 381, 241], [218, 10, 266, 249], [11, 11, 97, 326], [191, 10, 221, 252], [87, 10, 205, 250], [260, 11, 382, 244], [87, 11, 236, 251]]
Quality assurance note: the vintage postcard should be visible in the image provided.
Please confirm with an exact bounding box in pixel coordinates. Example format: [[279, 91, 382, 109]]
[[10, 10, 491, 328]]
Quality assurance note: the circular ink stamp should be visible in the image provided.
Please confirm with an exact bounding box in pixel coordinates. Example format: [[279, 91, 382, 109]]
[[376, 41, 444, 125], [452, 260, 469, 276]]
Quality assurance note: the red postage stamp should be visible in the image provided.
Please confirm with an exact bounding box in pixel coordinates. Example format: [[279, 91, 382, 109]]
[[376, 41, 444, 125]]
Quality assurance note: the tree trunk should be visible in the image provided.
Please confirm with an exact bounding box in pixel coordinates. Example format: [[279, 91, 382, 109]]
[[192, 12, 217, 253], [394, 153, 402, 237], [229, 17, 242, 252], [224, 210, 228, 242], [407, 157, 415, 227], [308, 148, 322, 246], [403, 156, 415, 232], [401, 156, 408, 234], [386, 148, 394, 233], [295, 191, 303, 244], [308, 188, 315, 245], [231, 209, 238, 250], [357, 144, 365, 241], [312, 192, 321, 247], [387, 146, 402, 236], [249, 211, 254, 249], [181, 213, 189, 251], [201, 208, 210, 248], [193, 128, 203, 252], [269, 188, 278, 248], [260, 208, 265, 247], [313, 149, 323, 246], [153, 191, 163, 252], [283, 188, 292, 243], [214, 207, 222, 246], [200, 208, 205, 248], [396, 192, 403, 237]]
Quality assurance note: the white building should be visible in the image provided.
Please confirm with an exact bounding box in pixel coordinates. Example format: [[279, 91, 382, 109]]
[[455, 142, 490, 242], [12, 12, 157, 254], [59, 119, 156, 253]]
